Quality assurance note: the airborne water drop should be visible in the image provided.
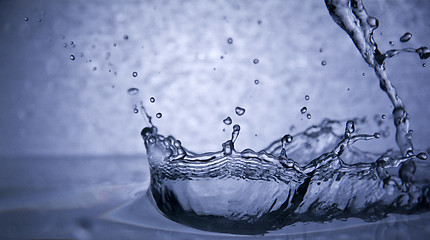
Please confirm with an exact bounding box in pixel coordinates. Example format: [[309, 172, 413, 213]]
[[235, 107, 245, 116]]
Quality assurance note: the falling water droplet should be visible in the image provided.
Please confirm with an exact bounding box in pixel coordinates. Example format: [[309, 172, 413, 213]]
[[423, 63, 426, 67], [70, 55, 75, 61], [382, 114, 386, 119], [127, 88, 139, 95], [24, 17, 28, 21], [321, 60, 327, 66], [306, 113, 312, 119], [235, 107, 245, 116], [156, 113, 162, 118], [399, 32, 412, 42], [92, 67, 97, 71], [123, 35, 129, 40], [37, 18, 42, 22], [305, 95, 310, 100], [257, 20, 262, 25], [133, 105, 139, 114], [362, 72, 365, 76], [254, 79, 259, 85], [150, 97, 155, 103], [132, 72, 138, 77], [227, 37, 233, 44], [253, 59, 259, 64], [319, 48, 324, 53], [300, 107, 307, 114], [223, 117, 232, 125], [389, 41, 394, 46]]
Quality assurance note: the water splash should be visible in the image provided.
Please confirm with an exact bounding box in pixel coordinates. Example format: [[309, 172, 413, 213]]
[[137, 0, 430, 234]]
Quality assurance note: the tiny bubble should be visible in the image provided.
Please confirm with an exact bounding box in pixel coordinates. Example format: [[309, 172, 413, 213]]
[[374, 132, 381, 138], [133, 105, 139, 114], [235, 106, 245, 116], [423, 63, 426, 67], [321, 60, 327, 66], [306, 113, 312, 119], [254, 79, 259, 85], [150, 97, 155, 103], [381, 114, 386, 119], [156, 112, 162, 118], [70, 55, 75, 61], [123, 35, 129, 40], [24, 17, 28, 21], [305, 95, 310, 100], [227, 37, 233, 44], [132, 72, 138, 77], [362, 72, 365, 76], [70, 41, 74, 45], [253, 59, 259, 64], [300, 107, 307, 114], [389, 41, 394, 46]]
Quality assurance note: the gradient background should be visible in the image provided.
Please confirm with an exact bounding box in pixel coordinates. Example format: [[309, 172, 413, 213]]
[[0, 0, 429, 239]]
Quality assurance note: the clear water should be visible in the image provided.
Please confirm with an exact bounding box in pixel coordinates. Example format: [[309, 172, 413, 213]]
[[134, 0, 430, 235]]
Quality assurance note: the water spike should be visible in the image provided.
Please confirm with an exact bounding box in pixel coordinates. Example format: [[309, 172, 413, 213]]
[[231, 124, 241, 143], [344, 120, 355, 138], [140, 101, 154, 127], [280, 134, 293, 158]]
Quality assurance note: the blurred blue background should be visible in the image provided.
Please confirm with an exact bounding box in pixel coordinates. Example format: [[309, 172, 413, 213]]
[[0, 0, 429, 239]]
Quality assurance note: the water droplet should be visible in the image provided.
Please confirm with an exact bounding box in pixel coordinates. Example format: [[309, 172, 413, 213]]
[[113, 43, 117, 47], [321, 60, 327, 66], [223, 117, 232, 125], [319, 48, 323, 53], [123, 35, 129, 40], [227, 37, 233, 44], [417, 152, 427, 160], [70, 55, 75, 61], [399, 32, 412, 42], [254, 79, 259, 85], [235, 107, 245, 116], [382, 114, 386, 119], [416, 47, 430, 59], [37, 18, 42, 22], [374, 132, 381, 138], [70, 41, 74, 46], [133, 105, 139, 114], [253, 59, 259, 64], [127, 88, 139, 95], [306, 113, 312, 119], [366, 17, 379, 28], [300, 107, 307, 114], [132, 72, 138, 77], [423, 63, 426, 67], [362, 72, 365, 76], [305, 95, 310, 100], [257, 20, 262, 25], [389, 41, 394, 46], [24, 17, 28, 21], [150, 97, 155, 103], [156, 113, 162, 118], [92, 67, 97, 71]]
